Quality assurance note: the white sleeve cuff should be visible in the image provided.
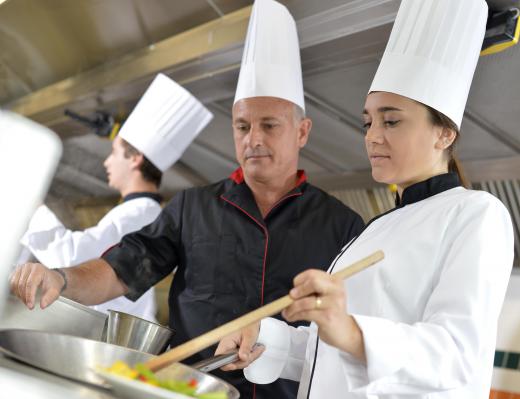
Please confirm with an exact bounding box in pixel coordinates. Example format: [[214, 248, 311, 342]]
[[352, 314, 408, 384], [244, 317, 291, 384]]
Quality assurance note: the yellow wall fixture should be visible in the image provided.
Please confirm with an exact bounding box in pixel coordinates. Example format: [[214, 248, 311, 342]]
[[481, 8, 520, 56]]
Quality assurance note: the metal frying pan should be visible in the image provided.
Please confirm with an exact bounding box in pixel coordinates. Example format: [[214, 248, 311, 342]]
[[0, 329, 239, 398]]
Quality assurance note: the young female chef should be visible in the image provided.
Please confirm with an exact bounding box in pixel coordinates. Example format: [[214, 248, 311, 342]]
[[215, 0, 514, 398]]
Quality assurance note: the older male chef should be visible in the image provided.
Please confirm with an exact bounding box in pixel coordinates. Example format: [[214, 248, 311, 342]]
[[15, 74, 213, 321], [10, 0, 364, 397]]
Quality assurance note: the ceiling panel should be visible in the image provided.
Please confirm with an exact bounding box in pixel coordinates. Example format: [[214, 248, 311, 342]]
[[193, 105, 236, 163], [3, 0, 520, 200], [458, 117, 517, 160], [0, 0, 250, 104], [465, 44, 520, 153], [304, 102, 369, 171]]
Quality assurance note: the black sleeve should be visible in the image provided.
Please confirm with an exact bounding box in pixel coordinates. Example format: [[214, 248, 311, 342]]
[[102, 191, 185, 301]]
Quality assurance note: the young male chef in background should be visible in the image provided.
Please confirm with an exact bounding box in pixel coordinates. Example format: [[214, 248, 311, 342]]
[[15, 74, 213, 321]]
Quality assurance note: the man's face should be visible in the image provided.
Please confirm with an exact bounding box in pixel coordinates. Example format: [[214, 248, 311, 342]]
[[103, 136, 133, 191], [232, 97, 311, 184]]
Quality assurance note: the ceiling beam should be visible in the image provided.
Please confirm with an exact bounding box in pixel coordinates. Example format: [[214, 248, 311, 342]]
[[7, 6, 253, 122], [464, 109, 520, 154], [305, 89, 363, 134], [296, 0, 398, 49], [205, 0, 225, 17], [6, 0, 399, 130]]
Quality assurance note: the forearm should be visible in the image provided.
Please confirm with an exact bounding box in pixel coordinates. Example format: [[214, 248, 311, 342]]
[[60, 258, 128, 305], [334, 315, 366, 362]]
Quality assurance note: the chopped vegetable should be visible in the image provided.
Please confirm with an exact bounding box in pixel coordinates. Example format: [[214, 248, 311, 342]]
[[103, 361, 228, 399]]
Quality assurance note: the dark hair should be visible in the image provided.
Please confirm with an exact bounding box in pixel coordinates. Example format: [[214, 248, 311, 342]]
[[120, 138, 162, 187], [424, 105, 470, 188]]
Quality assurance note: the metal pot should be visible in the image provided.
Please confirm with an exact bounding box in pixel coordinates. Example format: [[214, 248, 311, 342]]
[[0, 329, 239, 398], [105, 309, 175, 355]]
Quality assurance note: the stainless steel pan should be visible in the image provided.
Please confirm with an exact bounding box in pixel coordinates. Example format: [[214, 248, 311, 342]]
[[0, 329, 239, 398], [0, 294, 106, 340]]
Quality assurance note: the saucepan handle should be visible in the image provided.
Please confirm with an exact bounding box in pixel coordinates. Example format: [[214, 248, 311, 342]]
[[190, 350, 239, 373], [190, 343, 264, 373]]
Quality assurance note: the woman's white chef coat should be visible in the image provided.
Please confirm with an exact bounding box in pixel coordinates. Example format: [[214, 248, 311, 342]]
[[245, 179, 514, 399], [19, 195, 163, 321]]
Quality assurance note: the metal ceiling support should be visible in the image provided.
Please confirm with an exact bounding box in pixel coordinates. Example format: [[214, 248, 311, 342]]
[[0, 59, 33, 95], [182, 140, 238, 182], [131, 0, 153, 46], [310, 155, 520, 191], [7, 6, 253, 122], [464, 109, 520, 153], [296, 0, 399, 49], [208, 101, 232, 118], [171, 161, 212, 187], [300, 147, 346, 173], [7, 0, 400, 130], [205, 0, 225, 18], [54, 163, 116, 196], [304, 89, 363, 133]]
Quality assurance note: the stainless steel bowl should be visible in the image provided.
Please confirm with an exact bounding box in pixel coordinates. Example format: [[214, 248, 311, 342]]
[[105, 309, 175, 355]]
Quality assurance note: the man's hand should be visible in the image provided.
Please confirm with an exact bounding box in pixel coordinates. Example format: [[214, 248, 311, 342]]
[[215, 322, 264, 371], [9, 263, 65, 309]]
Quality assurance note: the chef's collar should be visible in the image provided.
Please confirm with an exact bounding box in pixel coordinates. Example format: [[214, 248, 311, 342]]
[[123, 192, 163, 204], [395, 173, 461, 207], [229, 167, 307, 187]]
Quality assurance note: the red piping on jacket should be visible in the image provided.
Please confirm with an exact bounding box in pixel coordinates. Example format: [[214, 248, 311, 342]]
[[220, 189, 303, 306], [223, 169, 305, 399], [220, 195, 269, 306]]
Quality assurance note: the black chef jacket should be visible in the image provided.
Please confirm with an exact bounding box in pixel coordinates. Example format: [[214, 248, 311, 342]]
[[103, 168, 364, 399]]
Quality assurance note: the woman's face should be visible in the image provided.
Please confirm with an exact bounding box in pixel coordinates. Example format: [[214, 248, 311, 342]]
[[362, 92, 450, 192]]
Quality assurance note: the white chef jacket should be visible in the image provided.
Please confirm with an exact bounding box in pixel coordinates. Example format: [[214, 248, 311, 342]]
[[245, 179, 514, 398], [19, 194, 163, 321]]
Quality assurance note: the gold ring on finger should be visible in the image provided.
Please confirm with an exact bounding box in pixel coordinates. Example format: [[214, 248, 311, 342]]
[[315, 296, 322, 310]]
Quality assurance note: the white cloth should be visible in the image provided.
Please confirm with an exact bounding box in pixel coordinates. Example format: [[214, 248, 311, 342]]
[[245, 187, 514, 398], [19, 198, 163, 321]]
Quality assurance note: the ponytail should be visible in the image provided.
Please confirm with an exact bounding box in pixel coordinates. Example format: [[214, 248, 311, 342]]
[[424, 104, 470, 188], [448, 155, 470, 188]]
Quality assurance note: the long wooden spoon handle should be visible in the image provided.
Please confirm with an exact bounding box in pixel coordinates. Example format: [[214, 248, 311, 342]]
[[145, 250, 384, 371]]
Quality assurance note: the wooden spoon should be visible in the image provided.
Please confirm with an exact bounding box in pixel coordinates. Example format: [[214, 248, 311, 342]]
[[145, 250, 384, 372]]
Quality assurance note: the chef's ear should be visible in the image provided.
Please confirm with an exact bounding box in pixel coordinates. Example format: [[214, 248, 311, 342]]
[[130, 152, 145, 170], [434, 127, 457, 150]]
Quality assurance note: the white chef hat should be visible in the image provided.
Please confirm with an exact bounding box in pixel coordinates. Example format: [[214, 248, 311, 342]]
[[369, 0, 488, 129], [119, 73, 213, 172], [234, 0, 305, 112]]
